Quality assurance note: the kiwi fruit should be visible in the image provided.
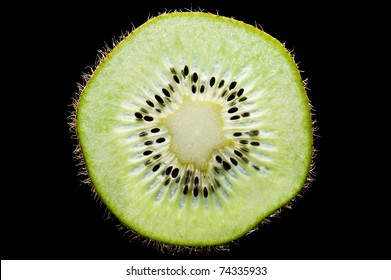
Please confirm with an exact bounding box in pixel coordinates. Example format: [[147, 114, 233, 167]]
[[71, 12, 314, 248]]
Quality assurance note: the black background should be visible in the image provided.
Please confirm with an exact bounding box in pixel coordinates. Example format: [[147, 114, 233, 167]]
[[3, 1, 389, 260]]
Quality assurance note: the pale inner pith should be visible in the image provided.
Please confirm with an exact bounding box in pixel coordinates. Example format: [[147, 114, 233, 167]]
[[163, 96, 227, 170]]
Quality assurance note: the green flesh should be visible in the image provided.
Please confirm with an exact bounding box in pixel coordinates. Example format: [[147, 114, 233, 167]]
[[76, 12, 313, 246]]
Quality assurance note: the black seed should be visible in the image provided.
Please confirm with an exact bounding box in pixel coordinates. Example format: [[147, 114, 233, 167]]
[[166, 166, 173, 175], [215, 179, 221, 188], [152, 164, 160, 172], [140, 108, 149, 114], [144, 116, 154, 122], [145, 159, 152, 165], [183, 185, 189, 195], [241, 147, 250, 153], [233, 132, 242, 137], [156, 138, 165, 143], [228, 107, 238, 114], [173, 75, 180, 84], [192, 72, 198, 83], [203, 187, 208, 198], [253, 165, 260, 171], [215, 155, 222, 163], [213, 166, 220, 174], [230, 157, 238, 166], [153, 154, 161, 160], [192, 85, 196, 93], [230, 115, 240, 120], [227, 92, 236, 102], [210, 77, 216, 87], [229, 101, 237, 107], [194, 176, 199, 186], [144, 140, 153, 146], [151, 128, 160, 133], [162, 88, 170, 97], [175, 177, 181, 183], [210, 185, 215, 192], [251, 141, 260, 146], [143, 150, 153, 156], [169, 84, 175, 92], [139, 131, 148, 137], [164, 178, 171, 186], [222, 161, 231, 171], [184, 170, 190, 184], [155, 108, 162, 113], [183, 65, 189, 76], [241, 112, 250, 117], [243, 157, 249, 163], [218, 80, 225, 88], [240, 140, 249, 144], [155, 95, 164, 104], [234, 150, 243, 157], [221, 90, 228, 97], [170, 68, 177, 74], [229, 81, 237, 90], [146, 100, 154, 107], [135, 112, 143, 119], [200, 85, 205, 93], [193, 186, 199, 197], [172, 168, 179, 178], [238, 97, 247, 102], [249, 130, 259, 136], [237, 88, 244, 97]]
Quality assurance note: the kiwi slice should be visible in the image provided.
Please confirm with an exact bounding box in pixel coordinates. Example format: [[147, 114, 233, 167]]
[[73, 12, 313, 247]]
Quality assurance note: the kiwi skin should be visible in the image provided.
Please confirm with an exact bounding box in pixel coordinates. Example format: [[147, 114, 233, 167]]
[[68, 11, 316, 254]]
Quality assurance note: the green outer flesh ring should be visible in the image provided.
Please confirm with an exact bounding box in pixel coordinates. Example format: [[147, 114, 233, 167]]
[[76, 12, 313, 246]]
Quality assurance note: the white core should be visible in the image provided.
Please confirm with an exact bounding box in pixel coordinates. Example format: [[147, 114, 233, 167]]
[[163, 97, 226, 169]]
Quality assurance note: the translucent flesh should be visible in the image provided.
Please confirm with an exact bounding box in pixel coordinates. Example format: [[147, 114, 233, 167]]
[[76, 12, 313, 245]]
